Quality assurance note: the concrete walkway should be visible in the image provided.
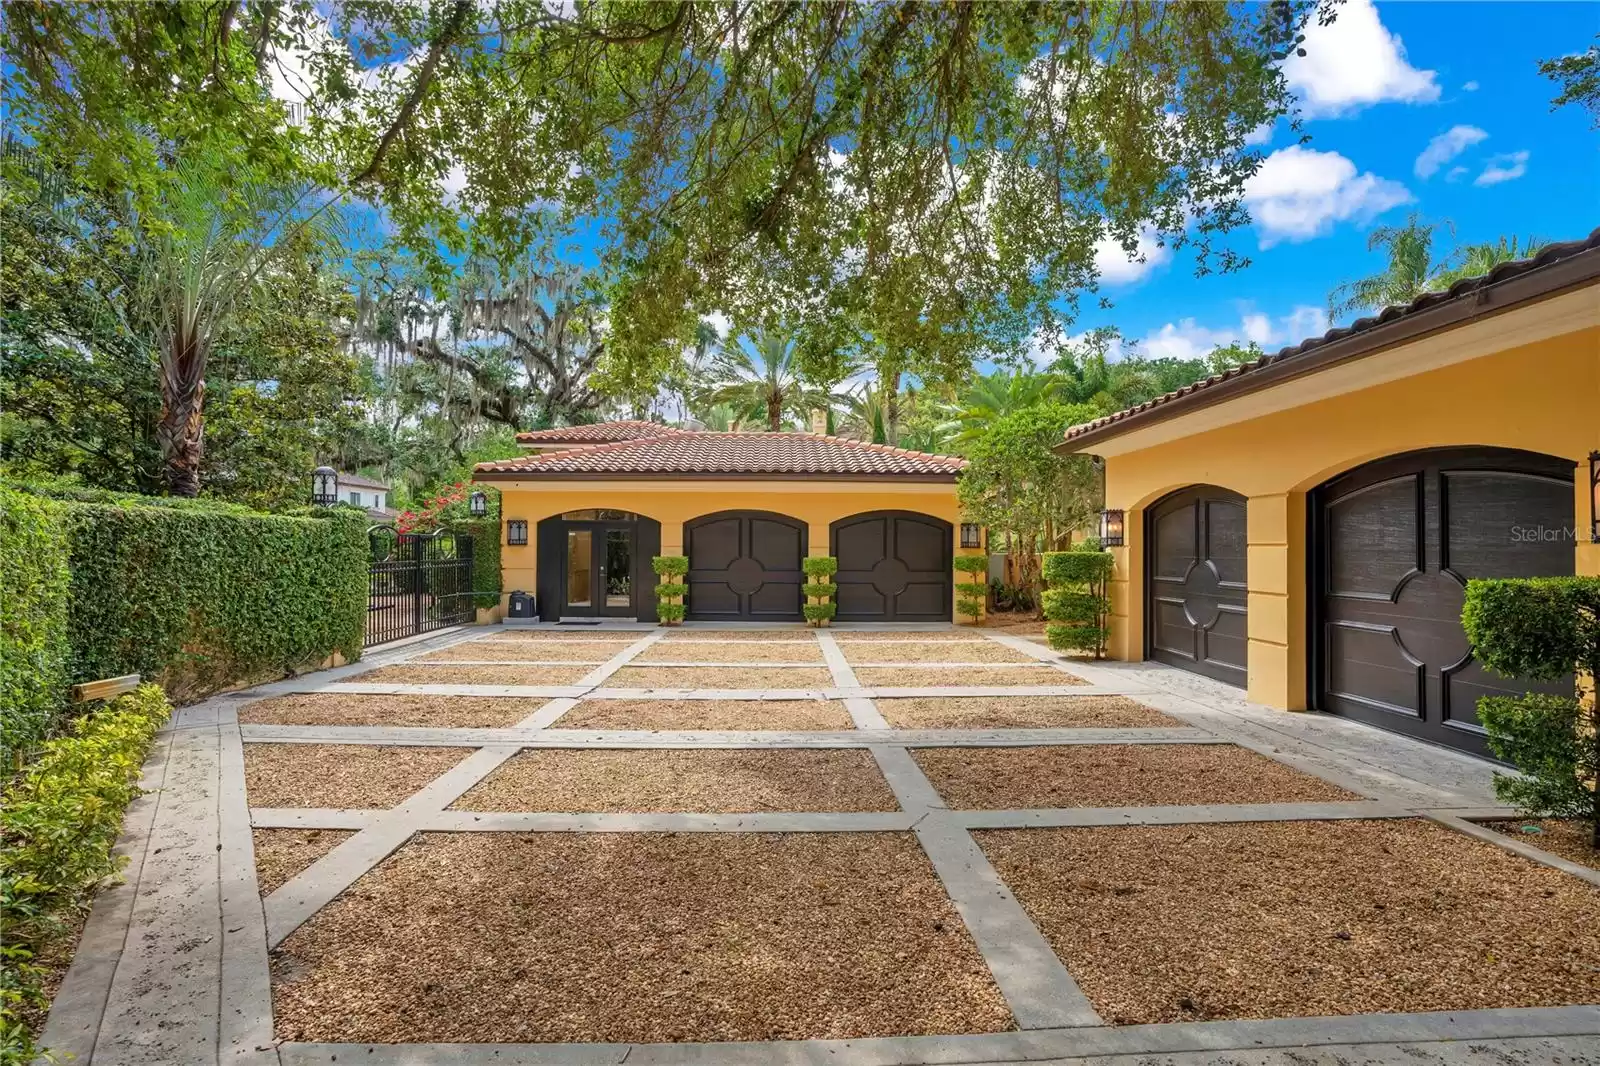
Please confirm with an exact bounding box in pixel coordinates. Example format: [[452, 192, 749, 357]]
[[39, 624, 1599, 1065]]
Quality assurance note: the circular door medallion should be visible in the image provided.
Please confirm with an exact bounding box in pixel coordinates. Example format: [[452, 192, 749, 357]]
[[1179, 561, 1224, 629], [725, 556, 766, 595], [869, 556, 910, 596]]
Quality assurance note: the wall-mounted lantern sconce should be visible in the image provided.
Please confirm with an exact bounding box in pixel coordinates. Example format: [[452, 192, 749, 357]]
[[506, 519, 528, 546], [1098, 508, 1125, 548], [1589, 450, 1599, 543], [960, 523, 983, 549], [311, 465, 338, 507], [469, 490, 488, 518]]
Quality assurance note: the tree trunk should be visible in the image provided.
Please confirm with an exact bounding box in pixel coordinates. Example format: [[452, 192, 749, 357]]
[[768, 392, 782, 431], [886, 371, 902, 443], [159, 332, 208, 498]]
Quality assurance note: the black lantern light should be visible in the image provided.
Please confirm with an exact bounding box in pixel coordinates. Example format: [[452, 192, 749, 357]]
[[469, 490, 488, 518], [311, 465, 338, 507], [506, 519, 528, 546], [1589, 451, 1599, 543], [1098, 508, 1125, 548], [960, 522, 983, 549]]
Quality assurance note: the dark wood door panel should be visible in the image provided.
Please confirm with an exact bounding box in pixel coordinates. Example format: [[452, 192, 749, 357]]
[[685, 511, 805, 621], [1314, 448, 1575, 757], [1145, 486, 1249, 686], [831, 512, 952, 623]]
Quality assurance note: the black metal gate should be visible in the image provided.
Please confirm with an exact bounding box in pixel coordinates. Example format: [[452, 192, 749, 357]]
[[365, 528, 476, 647]]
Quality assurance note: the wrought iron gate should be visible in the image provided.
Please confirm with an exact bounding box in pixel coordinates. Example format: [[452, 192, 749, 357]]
[[366, 527, 476, 647]]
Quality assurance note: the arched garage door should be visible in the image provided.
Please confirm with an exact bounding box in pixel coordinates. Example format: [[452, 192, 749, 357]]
[[1145, 486, 1248, 686], [685, 511, 806, 621], [1313, 447, 1574, 757], [831, 511, 952, 622]]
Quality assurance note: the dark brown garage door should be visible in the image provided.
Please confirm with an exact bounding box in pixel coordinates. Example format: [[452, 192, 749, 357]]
[[684, 510, 806, 621], [831, 511, 952, 622], [1145, 486, 1248, 686], [1314, 447, 1574, 758]]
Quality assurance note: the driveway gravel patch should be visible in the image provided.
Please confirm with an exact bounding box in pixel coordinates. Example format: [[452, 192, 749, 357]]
[[607, 666, 834, 689], [660, 630, 813, 641], [843, 642, 1043, 664], [487, 629, 648, 640], [877, 696, 1184, 730], [270, 831, 1012, 1043], [244, 744, 473, 808], [416, 641, 622, 662], [913, 744, 1357, 809], [240, 693, 536, 728], [253, 829, 356, 896], [1482, 818, 1600, 872], [833, 631, 979, 641], [352, 664, 592, 685], [979, 819, 1600, 1024], [554, 698, 853, 731], [453, 749, 898, 812], [855, 665, 1084, 688], [636, 642, 824, 663]]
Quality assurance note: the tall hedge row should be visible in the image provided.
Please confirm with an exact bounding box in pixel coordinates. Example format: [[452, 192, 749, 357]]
[[453, 517, 502, 609], [1, 483, 369, 732], [0, 489, 71, 758]]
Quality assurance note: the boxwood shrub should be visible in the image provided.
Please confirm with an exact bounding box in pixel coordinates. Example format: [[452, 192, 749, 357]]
[[1, 488, 71, 761], [652, 556, 690, 625], [1041, 547, 1114, 658]]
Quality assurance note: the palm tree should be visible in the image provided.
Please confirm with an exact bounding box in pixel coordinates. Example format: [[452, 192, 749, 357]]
[[1430, 236, 1549, 290], [702, 329, 828, 431], [944, 369, 1061, 443], [840, 383, 891, 443], [1327, 215, 1453, 322], [133, 155, 338, 496]]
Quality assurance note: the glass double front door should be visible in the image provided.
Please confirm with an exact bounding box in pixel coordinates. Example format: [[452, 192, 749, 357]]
[[564, 523, 634, 617]]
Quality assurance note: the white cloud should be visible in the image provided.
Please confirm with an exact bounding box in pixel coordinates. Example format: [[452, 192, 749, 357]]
[[1244, 122, 1275, 147], [1283, 0, 1440, 116], [442, 163, 468, 199], [701, 311, 732, 340], [1446, 165, 1468, 183], [1463, 80, 1480, 92], [1475, 150, 1529, 186], [1137, 305, 1330, 362], [1414, 125, 1488, 179], [1242, 145, 1412, 247], [1092, 227, 1172, 285]]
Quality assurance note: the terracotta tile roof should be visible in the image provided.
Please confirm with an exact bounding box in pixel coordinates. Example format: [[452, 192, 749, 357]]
[[514, 420, 683, 445], [1060, 226, 1600, 449], [475, 432, 968, 480]]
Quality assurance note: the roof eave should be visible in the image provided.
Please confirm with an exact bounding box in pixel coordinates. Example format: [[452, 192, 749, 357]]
[[1056, 242, 1600, 454], [472, 470, 963, 484]]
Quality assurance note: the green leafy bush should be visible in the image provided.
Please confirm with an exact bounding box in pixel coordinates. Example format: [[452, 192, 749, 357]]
[[803, 602, 837, 623], [956, 597, 984, 622], [1041, 548, 1114, 658], [955, 581, 988, 598], [451, 517, 503, 610], [801, 556, 838, 577], [651, 556, 690, 625], [801, 582, 834, 599], [0, 488, 70, 761], [0, 684, 171, 1062], [1462, 576, 1599, 848], [952, 554, 988, 575]]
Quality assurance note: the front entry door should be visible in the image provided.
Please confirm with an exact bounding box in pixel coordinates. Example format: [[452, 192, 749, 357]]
[[563, 522, 635, 618]]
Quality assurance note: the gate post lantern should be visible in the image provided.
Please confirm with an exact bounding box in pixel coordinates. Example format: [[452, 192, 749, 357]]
[[1098, 508, 1125, 547], [469, 489, 488, 518], [312, 465, 338, 507]]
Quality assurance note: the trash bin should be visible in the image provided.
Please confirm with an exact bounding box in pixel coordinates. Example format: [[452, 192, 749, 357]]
[[507, 590, 536, 619]]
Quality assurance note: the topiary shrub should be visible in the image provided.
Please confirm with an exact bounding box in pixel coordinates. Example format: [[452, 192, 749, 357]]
[[651, 556, 690, 625], [1041, 545, 1113, 657], [1462, 576, 1600, 848], [0, 683, 171, 1061], [0, 487, 71, 763], [801, 557, 838, 627], [953, 555, 988, 623]]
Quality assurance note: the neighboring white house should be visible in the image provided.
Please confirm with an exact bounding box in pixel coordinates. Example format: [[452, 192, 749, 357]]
[[336, 471, 397, 524]]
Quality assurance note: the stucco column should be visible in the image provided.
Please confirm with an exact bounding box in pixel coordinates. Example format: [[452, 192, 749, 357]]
[[807, 520, 830, 557], [661, 519, 685, 558], [1105, 543, 1137, 660], [1245, 492, 1307, 710]]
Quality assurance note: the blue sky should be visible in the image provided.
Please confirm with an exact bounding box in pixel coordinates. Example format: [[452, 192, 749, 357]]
[[1074, 0, 1599, 363]]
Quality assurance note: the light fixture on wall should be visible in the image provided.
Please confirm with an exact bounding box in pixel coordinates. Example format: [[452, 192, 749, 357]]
[[506, 519, 528, 546], [1589, 450, 1599, 543], [960, 523, 983, 549], [469, 490, 488, 518], [1098, 508, 1125, 548], [311, 465, 338, 507]]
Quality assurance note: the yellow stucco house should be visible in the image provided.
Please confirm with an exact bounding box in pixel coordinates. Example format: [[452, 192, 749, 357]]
[[473, 424, 981, 625], [1057, 228, 1600, 758]]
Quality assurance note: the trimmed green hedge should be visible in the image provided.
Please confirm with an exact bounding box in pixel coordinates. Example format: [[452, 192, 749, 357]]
[[952, 554, 988, 575], [652, 556, 690, 625], [801, 557, 838, 626], [1, 684, 172, 1061], [801, 557, 838, 577], [1, 489, 71, 761], [2, 482, 368, 709], [452, 518, 503, 610], [1042, 547, 1114, 658], [803, 602, 837, 623]]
